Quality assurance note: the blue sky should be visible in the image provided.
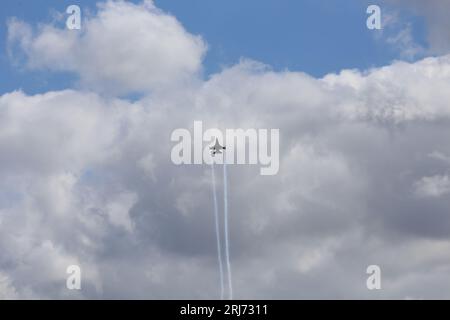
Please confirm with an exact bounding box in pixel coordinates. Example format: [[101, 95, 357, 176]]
[[0, 0, 427, 95]]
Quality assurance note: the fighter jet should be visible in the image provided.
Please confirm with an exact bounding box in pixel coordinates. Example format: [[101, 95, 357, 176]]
[[210, 138, 226, 156]]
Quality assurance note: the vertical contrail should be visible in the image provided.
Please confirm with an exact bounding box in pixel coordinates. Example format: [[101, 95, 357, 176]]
[[223, 154, 233, 300], [211, 161, 224, 300]]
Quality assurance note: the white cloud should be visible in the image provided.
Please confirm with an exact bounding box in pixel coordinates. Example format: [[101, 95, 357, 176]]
[[7, 0, 207, 95], [386, 23, 425, 60], [385, 0, 450, 55], [0, 273, 19, 299], [106, 192, 137, 232], [428, 151, 450, 164], [415, 175, 450, 198]]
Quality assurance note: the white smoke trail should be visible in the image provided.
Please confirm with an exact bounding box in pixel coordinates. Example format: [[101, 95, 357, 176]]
[[223, 155, 233, 300], [211, 161, 224, 300]]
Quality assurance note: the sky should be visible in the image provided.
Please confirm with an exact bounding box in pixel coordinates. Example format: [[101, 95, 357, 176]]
[[1, 0, 450, 299], [0, 0, 428, 94]]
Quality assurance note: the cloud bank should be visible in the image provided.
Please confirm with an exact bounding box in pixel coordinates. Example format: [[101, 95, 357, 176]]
[[2, 0, 450, 299]]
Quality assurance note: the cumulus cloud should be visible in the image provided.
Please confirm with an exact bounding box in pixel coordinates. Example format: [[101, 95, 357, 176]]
[[2, 0, 450, 299], [7, 0, 207, 95]]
